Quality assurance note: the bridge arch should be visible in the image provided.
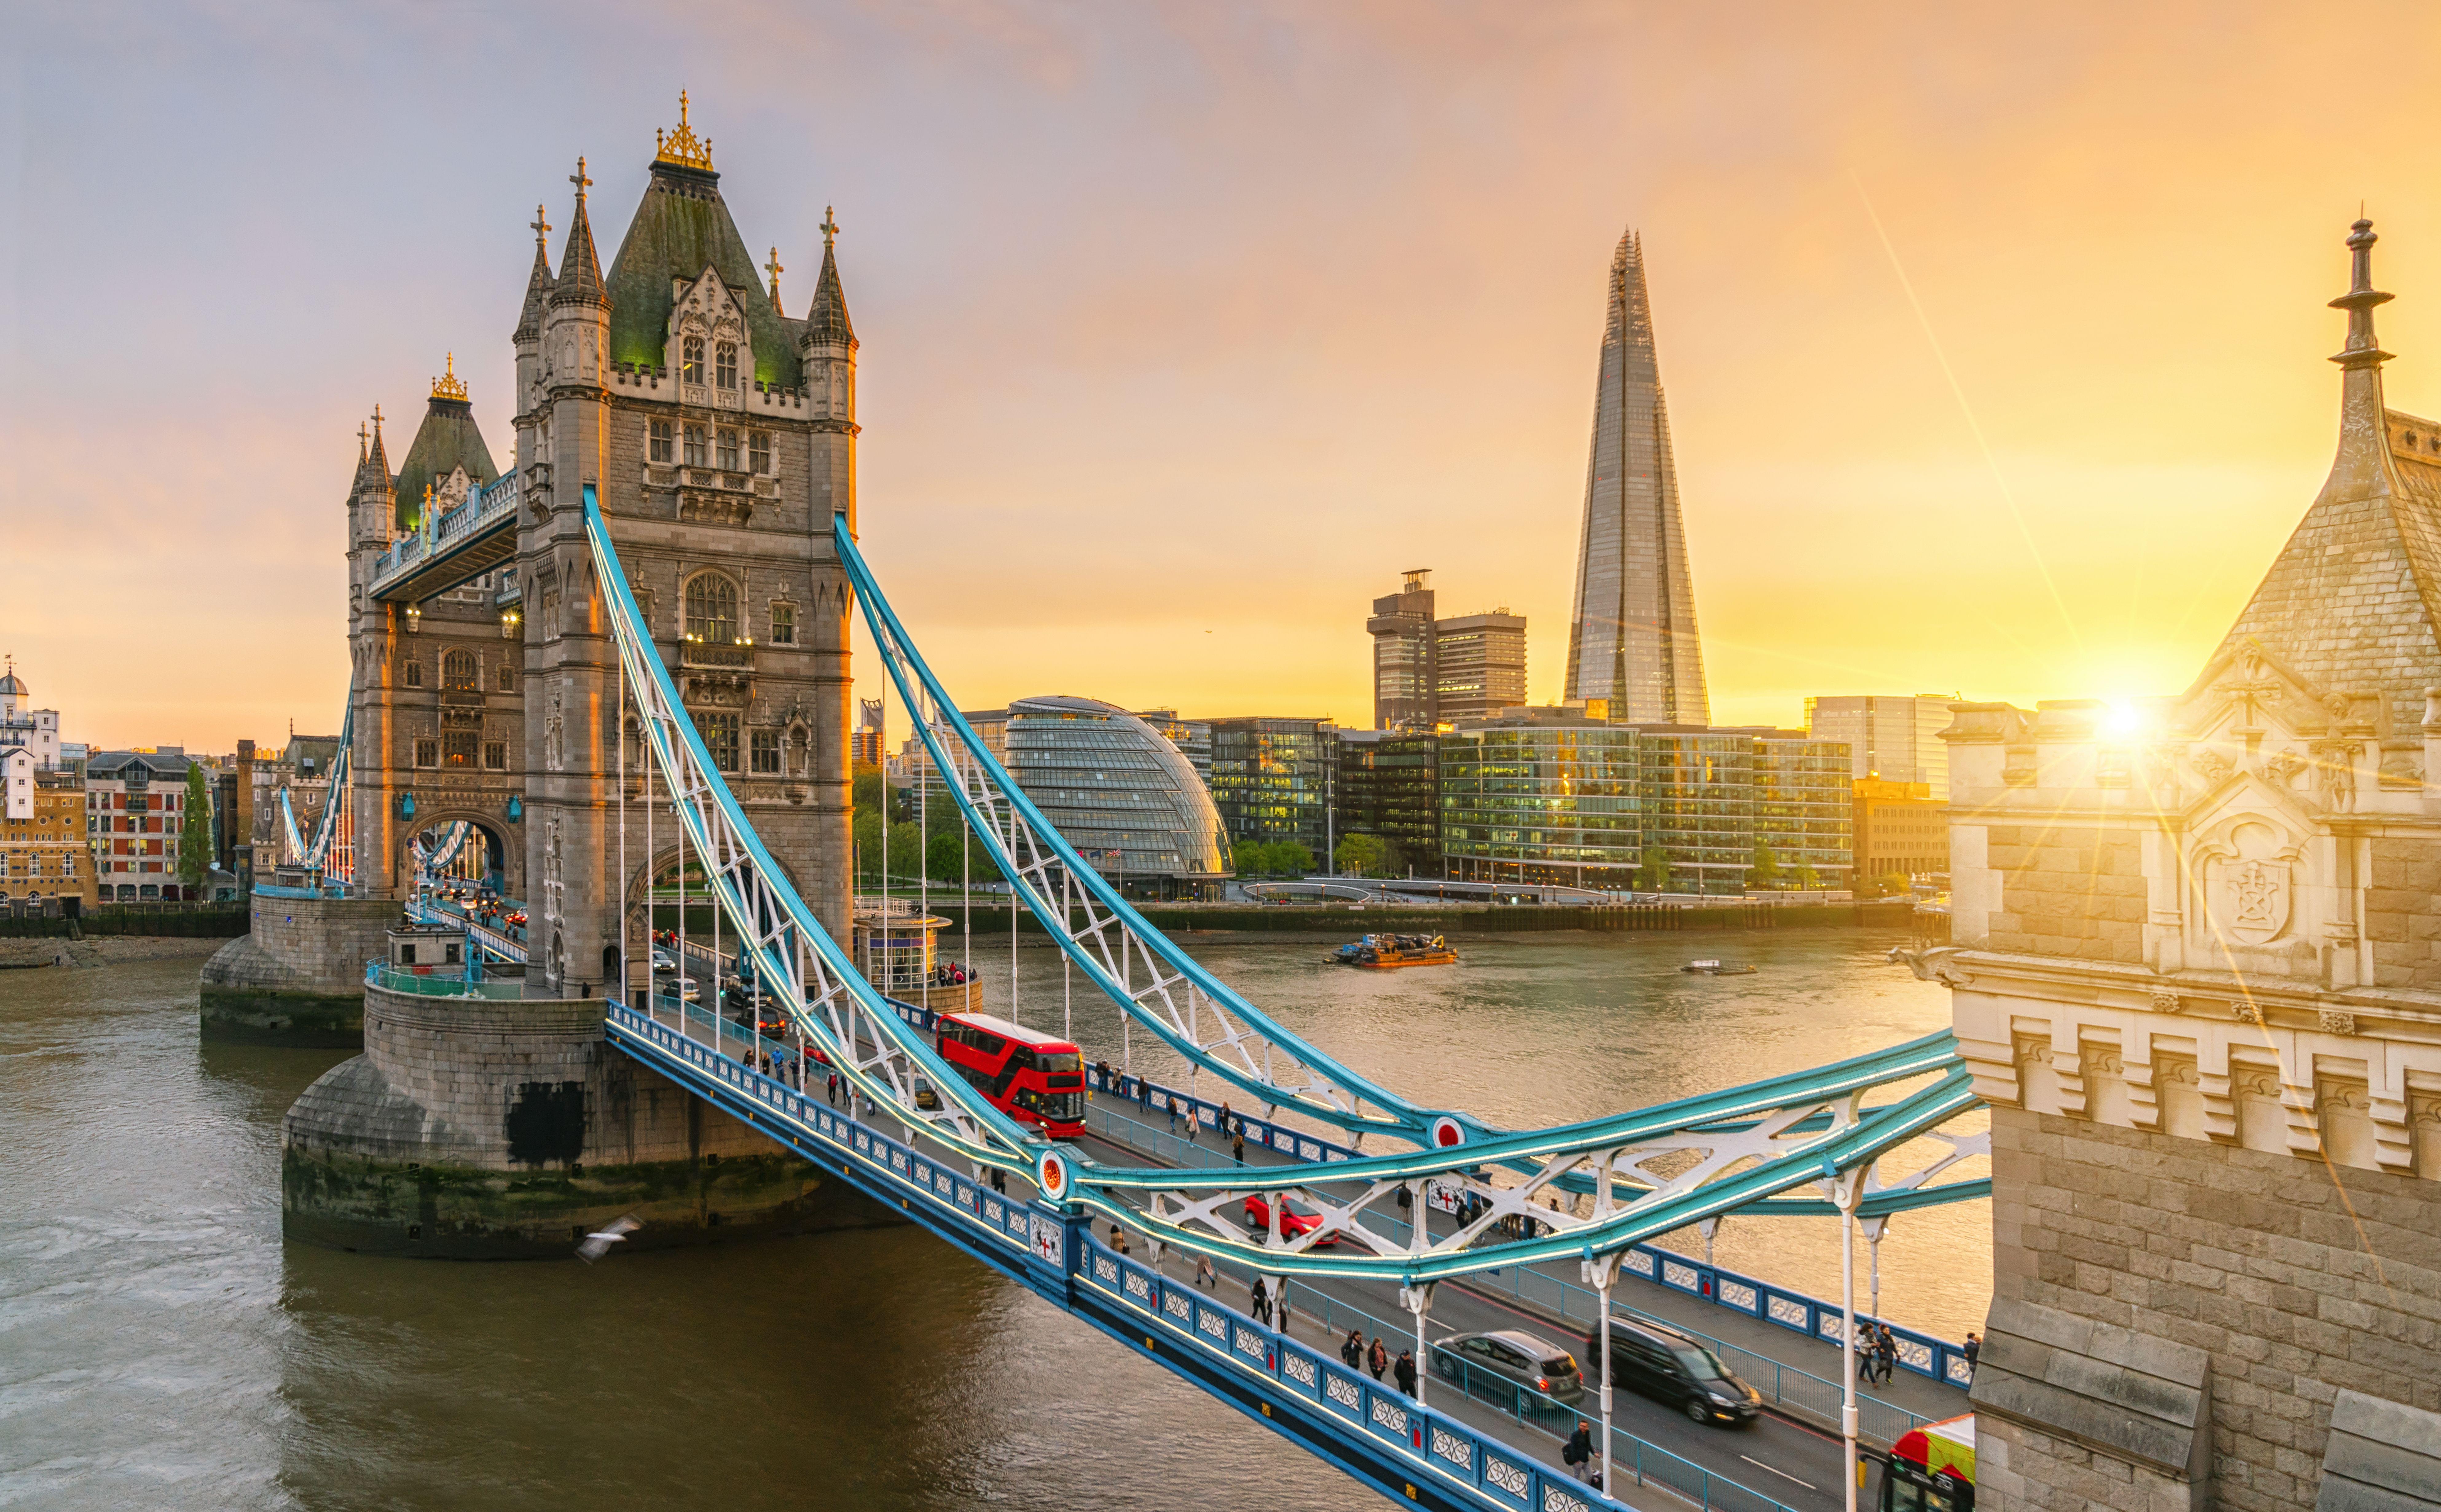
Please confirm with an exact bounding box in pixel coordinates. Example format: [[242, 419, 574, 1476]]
[[399, 809, 518, 898]]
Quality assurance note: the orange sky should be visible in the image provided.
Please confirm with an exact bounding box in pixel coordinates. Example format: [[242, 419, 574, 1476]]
[[14, 3, 2441, 750]]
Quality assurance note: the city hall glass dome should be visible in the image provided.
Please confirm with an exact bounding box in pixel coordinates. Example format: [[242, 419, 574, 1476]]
[[1004, 695, 1232, 900]]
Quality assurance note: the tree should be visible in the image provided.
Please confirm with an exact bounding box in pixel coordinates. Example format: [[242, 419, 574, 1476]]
[[1334, 833, 1394, 878], [178, 763, 212, 897], [1748, 840, 1782, 891], [1635, 843, 1671, 893], [1878, 870, 1912, 897], [1795, 863, 1822, 891]]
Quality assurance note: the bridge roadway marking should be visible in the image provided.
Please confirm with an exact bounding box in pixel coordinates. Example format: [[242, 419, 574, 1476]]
[[609, 1002, 1672, 1512]]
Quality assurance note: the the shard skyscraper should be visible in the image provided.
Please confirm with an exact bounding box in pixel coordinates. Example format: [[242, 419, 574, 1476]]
[[1562, 229, 1709, 725]]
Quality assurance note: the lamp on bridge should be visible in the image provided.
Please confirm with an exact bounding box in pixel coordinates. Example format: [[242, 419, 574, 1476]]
[[404, 602, 422, 634], [500, 609, 520, 640], [398, 794, 417, 820], [505, 796, 521, 824]]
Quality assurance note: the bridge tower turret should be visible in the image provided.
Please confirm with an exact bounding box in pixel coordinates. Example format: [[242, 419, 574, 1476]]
[[516, 154, 619, 997]]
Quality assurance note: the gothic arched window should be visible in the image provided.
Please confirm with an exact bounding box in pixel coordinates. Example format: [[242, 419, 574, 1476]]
[[442, 649, 478, 689], [681, 335, 705, 385], [715, 341, 738, 390], [684, 572, 739, 644]]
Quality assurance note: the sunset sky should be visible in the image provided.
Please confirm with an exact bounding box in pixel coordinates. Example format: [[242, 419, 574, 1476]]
[[14, 3, 2441, 751]]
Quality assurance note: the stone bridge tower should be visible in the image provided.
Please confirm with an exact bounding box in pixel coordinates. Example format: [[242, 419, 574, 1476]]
[[1934, 221, 2441, 1510], [514, 96, 854, 996]]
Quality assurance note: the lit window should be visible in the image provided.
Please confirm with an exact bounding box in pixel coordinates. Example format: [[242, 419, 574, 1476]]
[[716, 428, 739, 470], [649, 419, 674, 463], [715, 341, 737, 390], [749, 431, 771, 474], [684, 573, 738, 643], [770, 603, 796, 645], [682, 335, 704, 385], [694, 710, 741, 772], [683, 425, 707, 467], [443, 730, 479, 768], [442, 649, 478, 689]]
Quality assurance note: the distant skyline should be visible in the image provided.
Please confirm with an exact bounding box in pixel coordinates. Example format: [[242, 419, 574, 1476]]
[[14, 4, 2441, 750]]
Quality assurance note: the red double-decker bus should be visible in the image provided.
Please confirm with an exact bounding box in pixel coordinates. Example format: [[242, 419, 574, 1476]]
[[935, 1013, 1087, 1137]]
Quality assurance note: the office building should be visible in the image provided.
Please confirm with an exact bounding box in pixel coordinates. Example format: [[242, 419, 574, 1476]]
[[1367, 570, 1437, 730], [1853, 777, 1948, 887], [1432, 610, 1528, 724], [1364, 571, 1530, 730], [1333, 730, 1442, 874], [1438, 707, 1850, 894], [1206, 717, 1337, 858], [1803, 694, 1959, 799], [1001, 696, 1230, 900], [1563, 230, 1709, 725], [852, 697, 885, 767]]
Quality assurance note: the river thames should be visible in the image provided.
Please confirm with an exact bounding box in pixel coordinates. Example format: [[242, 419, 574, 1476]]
[[0, 926, 1980, 1510]]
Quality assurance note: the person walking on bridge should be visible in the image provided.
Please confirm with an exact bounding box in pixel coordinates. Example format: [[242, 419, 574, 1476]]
[[1563, 1421, 1594, 1483], [1341, 1329, 1364, 1370], [1196, 1253, 1216, 1290], [1393, 1348, 1417, 1397], [1249, 1274, 1270, 1327], [1231, 1124, 1246, 1165], [1367, 1337, 1388, 1381]]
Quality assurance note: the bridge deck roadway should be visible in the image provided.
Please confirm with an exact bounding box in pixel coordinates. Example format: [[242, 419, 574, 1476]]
[[1081, 1096, 1974, 1435]]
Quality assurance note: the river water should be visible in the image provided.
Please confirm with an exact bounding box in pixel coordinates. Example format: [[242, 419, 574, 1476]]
[[0, 928, 1984, 1510]]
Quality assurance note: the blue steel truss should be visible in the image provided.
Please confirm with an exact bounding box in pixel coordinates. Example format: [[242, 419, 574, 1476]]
[[279, 691, 354, 882]]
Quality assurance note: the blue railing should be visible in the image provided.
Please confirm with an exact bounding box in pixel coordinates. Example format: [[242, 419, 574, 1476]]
[[371, 469, 523, 588]]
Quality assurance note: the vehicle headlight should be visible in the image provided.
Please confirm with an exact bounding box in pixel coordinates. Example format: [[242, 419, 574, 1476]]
[[1707, 1390, 1737, 1406]]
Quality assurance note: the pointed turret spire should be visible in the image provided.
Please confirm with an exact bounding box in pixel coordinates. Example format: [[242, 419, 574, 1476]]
[[805, 206, 856, 350], [553, 157, 606, 304], [515, 203, 556, 340], [368, 404, 390, 477], [2331, 217, 2394, 371], [765, 246, 786, 317]]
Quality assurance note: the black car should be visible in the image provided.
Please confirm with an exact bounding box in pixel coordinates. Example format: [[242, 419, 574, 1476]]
[[1585, 1318, 1760, 1426]]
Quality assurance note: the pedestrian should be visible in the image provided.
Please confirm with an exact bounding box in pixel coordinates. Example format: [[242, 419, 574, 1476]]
[[1109, 1223, 1130, 1257], [1250, 1274, 1270, 1327], [1368, 1337, 1388, 1381], [1394, 1349, 1417, 1397], [1342, 1329, 1364, 1369], [1276, 1284, 1292, 1337], [991, 1166, 1007, 1195], [1962, 1331, 1980, 1383], [1197, 1254, 1217, 1290], [1167, 1096, 1180, 1133], [1877, 1325, 1898, 1386], [1232, 1126, 1246, 1165], [1563, 1420, 1594, 1483]]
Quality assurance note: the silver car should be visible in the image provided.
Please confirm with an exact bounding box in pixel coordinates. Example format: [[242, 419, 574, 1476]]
[[1430, 1328, 1586, 1407]]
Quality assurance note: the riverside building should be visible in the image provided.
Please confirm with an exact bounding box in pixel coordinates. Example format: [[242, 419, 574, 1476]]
[[1332, 729, 1442, 874], [1206, 717, 1336, 858], [85, 750, 199, 901], [1437, 706, 1850, 894], [1001, 696, 1230, 900]]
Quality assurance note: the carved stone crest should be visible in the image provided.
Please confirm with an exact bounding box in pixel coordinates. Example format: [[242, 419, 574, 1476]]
[[2148, 989, 2184, 1014], [2196, 818, 2298, 948], [2319, 1008, 2358, 1035]]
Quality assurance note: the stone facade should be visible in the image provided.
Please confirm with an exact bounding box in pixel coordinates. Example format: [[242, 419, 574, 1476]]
[[198, 891, 399, 1045], [283, 980, 889, 1257], [1938, 222, 2441, 1509], [341, 98, 856, 1001]]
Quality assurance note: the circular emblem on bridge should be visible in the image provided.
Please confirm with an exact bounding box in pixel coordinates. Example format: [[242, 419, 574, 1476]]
[[1430, 1115, 1465, 1149], [1037, 1149, 1070, 1200]]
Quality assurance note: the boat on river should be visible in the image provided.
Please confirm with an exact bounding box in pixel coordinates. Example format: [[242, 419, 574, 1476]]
[[1681, 959, 1757, 975], [1332, 933, 1459, 968]]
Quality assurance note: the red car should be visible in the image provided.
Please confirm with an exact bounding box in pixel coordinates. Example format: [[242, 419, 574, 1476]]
[[1242, 1193, 1338, 1248]]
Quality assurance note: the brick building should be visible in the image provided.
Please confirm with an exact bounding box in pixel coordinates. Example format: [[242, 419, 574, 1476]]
[[0, 767, 95, 910], [85, 750, 197, 901]]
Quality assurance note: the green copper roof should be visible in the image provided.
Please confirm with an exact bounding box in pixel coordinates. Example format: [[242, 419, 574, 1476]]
[[604, 162, 800, 389], [391, 397, 500, 532]]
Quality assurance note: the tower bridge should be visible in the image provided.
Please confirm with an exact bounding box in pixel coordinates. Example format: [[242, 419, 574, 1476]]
[[224, 101, 2441, 1510]]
